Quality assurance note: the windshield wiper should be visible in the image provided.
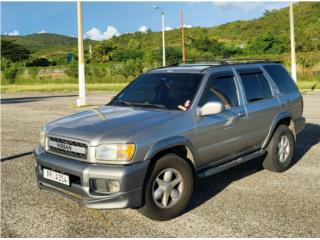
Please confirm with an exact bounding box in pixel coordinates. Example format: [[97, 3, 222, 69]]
[[131, 102, 168, 110], [109, 100, 134, 107], [110, 100, 168, 110]]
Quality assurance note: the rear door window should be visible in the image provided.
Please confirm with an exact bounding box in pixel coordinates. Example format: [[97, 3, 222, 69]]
[[238, 69, 273, 103], [263, 64, 298, 93]]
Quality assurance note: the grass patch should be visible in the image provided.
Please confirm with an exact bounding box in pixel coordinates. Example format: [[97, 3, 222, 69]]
[[296, 80, 319, 90], [1, 83, 128, 93], [1, 80, 319, 94]]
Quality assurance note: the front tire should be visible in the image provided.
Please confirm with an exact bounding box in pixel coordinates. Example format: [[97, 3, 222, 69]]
[[139, 154, 194, 221], [263, 124, 294, 172]]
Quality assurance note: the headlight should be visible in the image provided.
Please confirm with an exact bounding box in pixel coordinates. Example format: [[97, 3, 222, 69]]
[[39, 130, 46, 147], [96, 144, 135, 161]]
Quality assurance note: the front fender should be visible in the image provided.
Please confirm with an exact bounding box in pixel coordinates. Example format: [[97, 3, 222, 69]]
[[144, 136, 199, 167]]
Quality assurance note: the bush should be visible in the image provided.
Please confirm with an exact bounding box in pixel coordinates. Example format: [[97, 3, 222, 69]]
[[29, 67, 39, 80], [111, 48, 143, 61], [152, 47, 182, 64], [246, 34, 288, 55], [3, 62, 21, 84], [65, 61, 78, 78], [26, 57, 57, 67]]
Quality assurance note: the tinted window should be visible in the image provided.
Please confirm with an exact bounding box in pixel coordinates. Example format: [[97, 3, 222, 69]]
[[202, 73, 238, 109], [258, 73, 273, 99], [240, 72, 272, 103], [263, 64, 298, 93], [111, 73, 203, 110]]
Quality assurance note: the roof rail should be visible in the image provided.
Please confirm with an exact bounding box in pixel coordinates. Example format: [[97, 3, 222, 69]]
[[180, 58, 282, 65], [146, 62, 181, 73], [147, 58, 282, 72]]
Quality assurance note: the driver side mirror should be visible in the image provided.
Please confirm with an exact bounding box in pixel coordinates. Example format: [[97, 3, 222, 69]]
[[198, 101, 224, 117]]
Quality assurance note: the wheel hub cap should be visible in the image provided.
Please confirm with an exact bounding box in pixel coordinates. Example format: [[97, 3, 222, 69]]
[[152, 168, 183, 209], [277, 135, 290, 163]]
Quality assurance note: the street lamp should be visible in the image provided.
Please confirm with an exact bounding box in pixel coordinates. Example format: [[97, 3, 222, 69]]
[[154, 6, 166, 66]]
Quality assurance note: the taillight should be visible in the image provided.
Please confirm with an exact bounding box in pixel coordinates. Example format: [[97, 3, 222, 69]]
[[301, 96, 304, 113]]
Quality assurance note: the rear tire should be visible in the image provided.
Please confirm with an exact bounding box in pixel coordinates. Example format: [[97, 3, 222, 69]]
[[139, 154, 194, 221], [263, 124, 294, 172]]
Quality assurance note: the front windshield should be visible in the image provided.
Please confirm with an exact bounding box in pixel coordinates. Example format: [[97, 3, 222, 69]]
[[110, 73, 203, 111]]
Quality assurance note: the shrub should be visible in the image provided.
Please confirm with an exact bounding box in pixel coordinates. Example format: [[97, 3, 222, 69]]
[[3, 62, 21, 84], [29, 67, 39, 80], [65, 61, 78, 78], [26, 58, 55, 67]]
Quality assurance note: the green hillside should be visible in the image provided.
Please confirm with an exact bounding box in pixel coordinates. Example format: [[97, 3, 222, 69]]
[[1, 2, 319, 57], [1, 2, 319, 89], [208, 2, 320, 48], [1, 33, 76, 52], [1, 33, 94, 54]]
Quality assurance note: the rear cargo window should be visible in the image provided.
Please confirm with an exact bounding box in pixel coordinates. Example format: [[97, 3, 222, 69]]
[[263, 65, 298, 94]]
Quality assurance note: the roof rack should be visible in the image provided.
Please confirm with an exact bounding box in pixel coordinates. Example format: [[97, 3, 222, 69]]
[[149, 58, 282, 72], [179, 58, 282, 65]]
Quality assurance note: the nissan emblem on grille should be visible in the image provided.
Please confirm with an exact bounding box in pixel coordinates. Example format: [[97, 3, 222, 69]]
[[47, 137, 88, 160]]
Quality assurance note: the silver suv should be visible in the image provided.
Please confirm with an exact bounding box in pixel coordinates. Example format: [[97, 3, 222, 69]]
[[35, 61, 305, 220]]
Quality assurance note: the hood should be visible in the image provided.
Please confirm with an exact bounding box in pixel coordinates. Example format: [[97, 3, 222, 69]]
[[46, 105, 182, 145]]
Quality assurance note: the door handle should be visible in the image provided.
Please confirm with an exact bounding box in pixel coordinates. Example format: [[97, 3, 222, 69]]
[[238, 111, 245, 117], [281, 100, 289, 107]]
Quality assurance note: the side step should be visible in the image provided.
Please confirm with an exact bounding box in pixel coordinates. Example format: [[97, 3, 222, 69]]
[[198, 149, 266, 179]]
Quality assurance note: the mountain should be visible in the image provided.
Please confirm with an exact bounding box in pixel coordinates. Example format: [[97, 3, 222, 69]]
[[1, 33, 94, 54], [1, 2, 319, 58], [208, 2, 320, 45]]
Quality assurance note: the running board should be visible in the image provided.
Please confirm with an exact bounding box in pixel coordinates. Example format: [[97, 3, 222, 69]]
[[198, 149, 266, 179]]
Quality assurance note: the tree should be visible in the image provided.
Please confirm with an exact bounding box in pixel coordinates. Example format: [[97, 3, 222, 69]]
[[1, 40, 30, 62], [1, 58, 21, 84], [26, 58, 52, 67], [152, 47, 182, 64], [246, 34, 288, 54], [92, 41, 116, 62], [111, 48, 143, 61], [192, 37, 227, 57], [65, 61, 78, 78]]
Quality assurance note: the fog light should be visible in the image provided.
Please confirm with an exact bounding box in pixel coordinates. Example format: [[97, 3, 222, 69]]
[[91, 178, 109, 193], [90, 178, 120, 193], [108, 180, 120, 193]]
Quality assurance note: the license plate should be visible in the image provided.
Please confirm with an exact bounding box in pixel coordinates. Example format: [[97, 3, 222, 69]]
[[48, 140, 86, 154], [43, 168, 70, 186]]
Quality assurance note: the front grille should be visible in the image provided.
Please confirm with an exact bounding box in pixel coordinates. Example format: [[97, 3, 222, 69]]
[[47, 136, 88, 160]]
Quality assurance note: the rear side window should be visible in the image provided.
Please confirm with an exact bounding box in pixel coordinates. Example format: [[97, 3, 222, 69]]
[[239, 70, 273, 103], [258, 73, 273, 99], [263, 64, 298, 93]]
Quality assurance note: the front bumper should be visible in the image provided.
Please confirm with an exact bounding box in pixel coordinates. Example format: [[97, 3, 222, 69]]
[[34, 146, 149, 209]]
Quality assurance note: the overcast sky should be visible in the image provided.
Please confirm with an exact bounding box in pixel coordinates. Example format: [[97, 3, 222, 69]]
[[1, 1, 289, 40]]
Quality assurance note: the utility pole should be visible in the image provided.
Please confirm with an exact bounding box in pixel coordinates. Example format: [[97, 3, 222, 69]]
[[180, 10, 186, 63], [289, 2, 297, 82], [154, 6, 166, 66], [77, 0, 86, 107]]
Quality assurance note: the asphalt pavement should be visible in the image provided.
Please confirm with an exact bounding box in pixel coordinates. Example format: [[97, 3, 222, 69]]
[[1, 91, 319, 237]]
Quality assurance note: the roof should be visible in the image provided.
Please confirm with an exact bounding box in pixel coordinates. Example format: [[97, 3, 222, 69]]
[[148, 60, 281, 74]]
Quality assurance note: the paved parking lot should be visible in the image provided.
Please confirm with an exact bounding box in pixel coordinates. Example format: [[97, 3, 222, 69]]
[[1, 91, 320, 237]]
